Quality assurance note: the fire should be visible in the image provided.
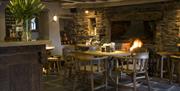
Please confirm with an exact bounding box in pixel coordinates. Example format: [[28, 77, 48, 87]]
[[130, 39, 143, 52]]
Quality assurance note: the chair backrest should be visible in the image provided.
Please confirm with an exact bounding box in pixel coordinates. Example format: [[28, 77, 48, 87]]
[[62, 45, 75, 59], [134, 52, 149, 59], [132, 52, 149, 72], [75, 54, 108, 64], [73, 54, 108, 72]]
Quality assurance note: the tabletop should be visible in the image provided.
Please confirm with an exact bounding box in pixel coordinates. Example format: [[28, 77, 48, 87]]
[[46, 46, 55, 50], [177, 43, 180, 47], [157, 51, 180, 56], [171, 55, 180, 59], [73, 50, 131, 56]]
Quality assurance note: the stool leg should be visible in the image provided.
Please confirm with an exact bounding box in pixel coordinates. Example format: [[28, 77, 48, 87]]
[[145, 72, 151, 91], [177, 62, 180, 84], [133, 73, 137, 91], [160, 57, 164, 78], [97, 60, 100, 72], [90, 61, 94, 91], [170, 61, 175, 84], [133, 59, 137, 91], [56, 61, 61, 75], [156, 58, 160, 77], [48, 62, 51, 74], [105, 60, 108, 89], [52, 62, 56, 73]]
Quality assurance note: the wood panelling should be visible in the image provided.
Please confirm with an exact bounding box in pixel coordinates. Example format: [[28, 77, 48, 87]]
[[0, 45, 46, 91]]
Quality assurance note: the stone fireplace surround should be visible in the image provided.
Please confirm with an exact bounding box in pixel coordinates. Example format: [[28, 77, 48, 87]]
[[110, 20, 155, 44], [73, 1, 180, 52]]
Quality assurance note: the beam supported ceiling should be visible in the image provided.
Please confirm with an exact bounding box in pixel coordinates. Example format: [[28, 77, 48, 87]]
[[61, 0, 172, 8]]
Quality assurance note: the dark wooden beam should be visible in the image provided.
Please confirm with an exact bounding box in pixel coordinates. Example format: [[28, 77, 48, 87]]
[[61, 0, 172, 8]]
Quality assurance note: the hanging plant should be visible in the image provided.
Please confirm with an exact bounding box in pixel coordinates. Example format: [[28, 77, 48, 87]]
[[7, 0, 45, 41]]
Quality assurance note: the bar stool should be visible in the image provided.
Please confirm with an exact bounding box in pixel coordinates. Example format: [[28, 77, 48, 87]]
[[169, 55, 180, 84], [47, 56, 61, 75], [156, 52, 170, 79]]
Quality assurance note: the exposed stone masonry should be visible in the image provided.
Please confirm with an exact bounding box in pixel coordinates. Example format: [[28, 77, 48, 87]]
[[73, 8, 109, 44], [156, 2, 180, 51], [73, 1, 180, 51]]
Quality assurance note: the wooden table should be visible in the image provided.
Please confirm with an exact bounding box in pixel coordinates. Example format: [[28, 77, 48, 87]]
[[73, 50, 131, 70], [46, 46, 55, 50], [157, 52, 180, 78], [72, 50, 131, 87], [73, 50, 131, 57]]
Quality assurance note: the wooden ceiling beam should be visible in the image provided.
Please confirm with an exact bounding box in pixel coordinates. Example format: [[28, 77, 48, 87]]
[[61, 0, 172, 8]]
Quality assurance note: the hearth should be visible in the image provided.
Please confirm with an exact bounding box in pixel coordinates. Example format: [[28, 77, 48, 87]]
[[111, 20, 156, 44]]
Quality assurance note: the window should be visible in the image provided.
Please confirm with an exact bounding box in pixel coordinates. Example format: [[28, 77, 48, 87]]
[[30, 18, 36, 30]]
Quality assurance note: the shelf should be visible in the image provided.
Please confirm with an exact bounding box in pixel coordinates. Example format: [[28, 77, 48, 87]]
[[5, 8, 16, 41]]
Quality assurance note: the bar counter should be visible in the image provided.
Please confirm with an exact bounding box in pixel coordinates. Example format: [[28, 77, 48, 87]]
[[0, 40, 47, 91], [0, 40, 50, 47]]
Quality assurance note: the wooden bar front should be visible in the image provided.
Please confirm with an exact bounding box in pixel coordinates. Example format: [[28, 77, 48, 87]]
[[0, 42, 46, 91]]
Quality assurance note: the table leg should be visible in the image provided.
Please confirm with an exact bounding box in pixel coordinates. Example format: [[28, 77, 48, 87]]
[[160, 56, 164, 78], [170, 60, 175, 84], [177, 62, 180, 84], [105, 60, 108, 89]]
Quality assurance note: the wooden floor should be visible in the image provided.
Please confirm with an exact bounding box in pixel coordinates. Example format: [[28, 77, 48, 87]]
[[42, 74, 180, 91]]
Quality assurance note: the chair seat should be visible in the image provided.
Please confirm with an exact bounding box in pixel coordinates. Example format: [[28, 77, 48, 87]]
[[115, 64, 142, 72], [80, 65, 105, 73], [122, 64, 141, 72], [48, 57, 59, 60]]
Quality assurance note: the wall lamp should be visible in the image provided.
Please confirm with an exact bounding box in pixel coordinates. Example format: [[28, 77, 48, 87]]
[[53, 15, 58, 22], [85, 10, 89, 14]]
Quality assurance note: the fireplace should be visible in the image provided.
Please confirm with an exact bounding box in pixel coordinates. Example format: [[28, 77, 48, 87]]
[[111, 20, 156, 44]]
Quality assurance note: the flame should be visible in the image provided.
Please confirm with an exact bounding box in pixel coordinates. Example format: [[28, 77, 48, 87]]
[[130, 39, 143, 51]]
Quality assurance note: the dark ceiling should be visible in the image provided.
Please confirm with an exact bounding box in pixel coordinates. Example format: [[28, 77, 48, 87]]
[[0, 0, 173, 8]]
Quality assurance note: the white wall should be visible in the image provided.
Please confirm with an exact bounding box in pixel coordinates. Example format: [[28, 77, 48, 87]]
[[44, 2, 63, 55], [0, 2, 69, 55], [38, 10, 49, 40]]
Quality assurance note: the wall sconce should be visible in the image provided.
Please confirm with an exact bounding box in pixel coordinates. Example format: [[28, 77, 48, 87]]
[[179, 27, 180, 37], [85, 10, 89, 14], [53, 15, 58, 22]]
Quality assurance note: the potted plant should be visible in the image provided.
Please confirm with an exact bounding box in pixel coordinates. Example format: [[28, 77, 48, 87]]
[[7, 0, 45, 41]]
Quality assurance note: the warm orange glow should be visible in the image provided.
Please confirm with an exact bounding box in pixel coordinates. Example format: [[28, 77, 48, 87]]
[[121, 42, 131, 51], [130, 39, 143, 51]]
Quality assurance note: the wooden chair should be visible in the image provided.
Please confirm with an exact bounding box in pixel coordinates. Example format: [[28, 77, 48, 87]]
[[62, 46, 76, 78], [74, 54, 108, 91], [114, 52, 151, 91]]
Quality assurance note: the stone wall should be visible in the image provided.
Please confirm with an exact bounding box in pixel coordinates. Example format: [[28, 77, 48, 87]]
[[73, 8, 109, 44], [74, 1, 180, 51], [156, 2, 180, 51]]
